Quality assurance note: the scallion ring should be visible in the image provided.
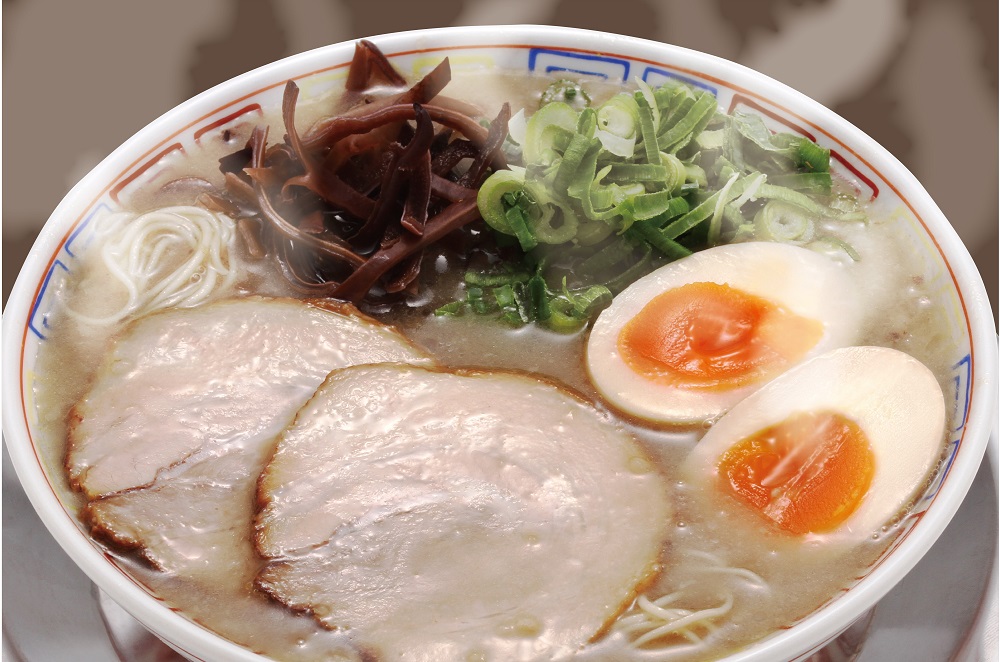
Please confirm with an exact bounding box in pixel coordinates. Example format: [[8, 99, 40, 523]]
[[754, 200, 816, 243]]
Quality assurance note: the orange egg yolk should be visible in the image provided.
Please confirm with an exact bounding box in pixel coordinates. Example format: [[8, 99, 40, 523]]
[[617, 282, 823, 390], [716, 411, 875, 535]]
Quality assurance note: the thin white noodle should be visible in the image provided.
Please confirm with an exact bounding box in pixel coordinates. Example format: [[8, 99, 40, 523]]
[[616, 551, 770, 652], [64, 206, 235, 326], [632, 593, 734, 648], [638, 594, 691, 621], [685, 550, 766, 585], [618, 608, 693, 634]]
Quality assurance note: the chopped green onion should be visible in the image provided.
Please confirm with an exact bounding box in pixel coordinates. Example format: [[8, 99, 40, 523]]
[[493, 283, 518, 309], [634, 92, 661, 165], [575, 219, 615, 246], [796, 138, 830, 173], [631, 190, 681, 221], [707, 172, 740, 245], [684, 162, 708, 187], [553, 133, 595, 194], [596, 93, 639, 156], [597, 94, 640, 135], [559, 278, 613, 317], [644, 196, 691, 228], [658, 91, 717, 153], [467, 287, 495, 315], [729, 112, 777, 154], [523, 102, 578, 165], [568, 143, 609, 222], [768, 172, 832, 194], [477, 169, 525, 234], [464, 76, 862, 332], [528, 275, 551, 321], [694, 129, 725, 151], [530, 204, 579, 244], [712, 155, 739, 184], [755, 182, 855, 219], [605, 163, 668, 184], [542, 309, 580, 333], [541, 79, 591, 110], [729, 172, 767, 209], [661, 95, 695, 134], [434, 301, 464, 316], [662, 172, 750, 240], [465, 269, 530, 287], [659, 152, 687, 193], [634, 77, 661, 132], [754, 200, 816, 243], [576, 107, 597, 138], [730, 222, 757, 243], [504, 205, 538, 251], [566, 284, 613, 317], [595, 130, 635, 157], [807, 236, 861, 262], [654, 81, 689, 115], [582, 184, 615, 214], [626, 223, 692, 259]]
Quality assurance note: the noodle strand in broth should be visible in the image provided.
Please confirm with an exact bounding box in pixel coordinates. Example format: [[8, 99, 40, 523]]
[[63, 205, 236, 326]]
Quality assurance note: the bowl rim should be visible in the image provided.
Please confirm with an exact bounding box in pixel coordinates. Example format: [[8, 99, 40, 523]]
[[3, 24, 997, 662]]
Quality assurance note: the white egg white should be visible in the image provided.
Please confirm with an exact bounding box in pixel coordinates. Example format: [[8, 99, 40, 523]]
[[682, 346, 946, 541], [586, 242, 862, 425]]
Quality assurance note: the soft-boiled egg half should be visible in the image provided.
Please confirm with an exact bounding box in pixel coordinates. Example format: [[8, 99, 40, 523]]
[[682, 346, 946, 539], [586, 242, 861, 425]]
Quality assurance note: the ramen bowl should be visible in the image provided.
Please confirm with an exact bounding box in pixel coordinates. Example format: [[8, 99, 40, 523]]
[[3, 25, 996, 662]]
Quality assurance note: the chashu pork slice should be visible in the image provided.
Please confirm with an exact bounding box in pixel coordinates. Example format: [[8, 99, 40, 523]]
[[68, 297, 431, 498], [86, 441, 268, 579], [69, 297, 432, 579], [255, 364, 672, 662]]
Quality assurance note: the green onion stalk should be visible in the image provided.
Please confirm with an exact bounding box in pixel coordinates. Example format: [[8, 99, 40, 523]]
[[439, 76, 862, 331]]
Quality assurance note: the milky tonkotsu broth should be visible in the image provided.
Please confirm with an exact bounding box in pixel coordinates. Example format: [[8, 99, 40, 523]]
[[32, 69, 956, 662]]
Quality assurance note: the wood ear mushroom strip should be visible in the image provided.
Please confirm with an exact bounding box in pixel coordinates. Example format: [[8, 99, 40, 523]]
[[206, 41, 509, 302]]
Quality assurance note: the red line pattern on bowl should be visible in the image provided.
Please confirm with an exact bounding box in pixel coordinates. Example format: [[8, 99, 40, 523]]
[[109, 143, 185, 203], [193, 103, 263, 143]]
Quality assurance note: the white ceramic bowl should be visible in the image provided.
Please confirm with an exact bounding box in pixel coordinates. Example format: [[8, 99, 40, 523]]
[[3, 25, 997, 662]]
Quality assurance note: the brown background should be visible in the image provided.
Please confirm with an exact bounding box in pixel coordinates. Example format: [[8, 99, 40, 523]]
[[3, 0, 997, 321]]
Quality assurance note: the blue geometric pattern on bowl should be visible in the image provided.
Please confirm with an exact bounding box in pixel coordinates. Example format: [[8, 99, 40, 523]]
[[528, 47, 630, 80], [28, 202, 113, 341], [641, 66, 718, 95], [526, 47, 719, 97]]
